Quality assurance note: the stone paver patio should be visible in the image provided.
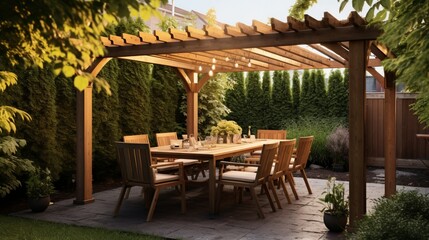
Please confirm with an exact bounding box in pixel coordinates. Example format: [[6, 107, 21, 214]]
[[12, 177, 429, 240]]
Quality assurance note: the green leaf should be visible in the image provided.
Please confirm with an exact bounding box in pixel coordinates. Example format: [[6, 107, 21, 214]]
[[74, 75, 89, 91], [352, 0, 365, 12], [380, 0, 391, 9], [62, 65, 75, 77], [366, 6, 375, 21], [339, 0, 349, 12]]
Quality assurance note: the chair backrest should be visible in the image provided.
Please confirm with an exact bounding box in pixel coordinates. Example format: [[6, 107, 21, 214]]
[[257, 129, 287, 140], [256, 142, 279, 182], [115, 142, 153, 187], [293, 136, 314, 168], [156, 132, 177, 147], [123, 134, 150, 144], [273, 139, 296, 173]]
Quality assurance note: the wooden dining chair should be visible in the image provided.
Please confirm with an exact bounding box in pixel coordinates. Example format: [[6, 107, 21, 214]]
[[122, 134, 150, 199], [288, 136, 314, 200], [216, 142, 279, 219], [114, 142, 186, 222], [155, 132, 203, 180], [268, 139, 296, 209], [257, 129, 287, 140]]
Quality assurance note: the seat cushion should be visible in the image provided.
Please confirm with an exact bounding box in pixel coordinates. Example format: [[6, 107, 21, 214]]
[[243, 166, 258, 172], [222, 171, 256, 183], [154, 173, 180, 183], [174, 159, 199, 165]]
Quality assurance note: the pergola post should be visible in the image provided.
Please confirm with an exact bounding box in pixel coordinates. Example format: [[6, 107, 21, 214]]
[[176, 69, 199, 136], [75, 57, 111, 204], [74, 86, 94, 204], [384, 71, 396, 197], [348, 40, 368, 227]]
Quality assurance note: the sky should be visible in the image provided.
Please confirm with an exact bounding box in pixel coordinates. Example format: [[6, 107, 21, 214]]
[[171, 0, 362, 25]]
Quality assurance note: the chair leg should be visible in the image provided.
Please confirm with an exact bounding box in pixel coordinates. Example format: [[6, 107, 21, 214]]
[[300, 169, 313, 194], [279, 176, 292, 204], [114, 186, 127, 216], [125, 187, 131, 199], [262, 183, 276, 213], [287, 173, 299, 200], [249, 187, 264, 219], [215, 183, 224, 213], [180, 183, 186, 214], [269, 179, 282, 209], [147, 188, 160, 222]]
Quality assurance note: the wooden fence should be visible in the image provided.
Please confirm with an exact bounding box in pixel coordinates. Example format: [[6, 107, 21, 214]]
[[366, 93, 429, 168]]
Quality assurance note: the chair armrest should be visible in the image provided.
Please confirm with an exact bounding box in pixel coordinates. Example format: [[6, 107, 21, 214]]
[[219, 161, 260, 167], [151, 162, 183, 168], [245, 157, 260, 163]]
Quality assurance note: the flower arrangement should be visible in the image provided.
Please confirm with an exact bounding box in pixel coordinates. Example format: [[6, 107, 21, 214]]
[[210, 120, 242, 137], [26, 167, 55, 199], [320, 177, 349, 216]]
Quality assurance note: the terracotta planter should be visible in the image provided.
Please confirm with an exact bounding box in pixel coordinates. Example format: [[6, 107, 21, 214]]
[[28, 195, 50, 213], [323, 212, 347, 232]]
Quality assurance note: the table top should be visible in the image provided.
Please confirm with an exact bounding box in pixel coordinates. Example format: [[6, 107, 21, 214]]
[[416, 134, 429, 140], [151, 139, 279, 160]]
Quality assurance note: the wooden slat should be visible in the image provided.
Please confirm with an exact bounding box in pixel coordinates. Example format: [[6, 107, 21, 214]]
[[322, 42, 350, 61], [244, 48, 302, 67], [154, 30, 179, 43], [252, 20, 276, 34], [322, 12, 350, 28], [186, 26, 213, 40], [304, 14, 327, 30], [224, 25, 246, 37], [260, 47, 315, 68], [119, 55, 196, 70], [101, 36, 115, 47], [109, 35, 131, 46], [287, 16, 309, 31], [169, 28, 193, 41], [138, 32, 161, 44], [349, 11, 366, 27], [270, 18, 290, 33], [122, 33, 145, 45], [279, 45, 339, 67], [367, 66, 385, 86], [204, 25, 229, 38], [309, 44, 347, 65], [237, 22, 259, 35]]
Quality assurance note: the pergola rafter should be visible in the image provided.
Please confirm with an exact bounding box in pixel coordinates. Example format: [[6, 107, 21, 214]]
[[78, 11, 397, 228]]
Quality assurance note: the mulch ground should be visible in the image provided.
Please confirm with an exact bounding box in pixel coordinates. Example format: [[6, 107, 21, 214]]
[[1, 167, 428, 214]]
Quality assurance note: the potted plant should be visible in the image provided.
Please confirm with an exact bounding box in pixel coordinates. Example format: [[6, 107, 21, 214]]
[[210, 120, 242, 143], [326, 126, 349, 172], [320, 177, 349, 232], [26, 167, 55, 212]]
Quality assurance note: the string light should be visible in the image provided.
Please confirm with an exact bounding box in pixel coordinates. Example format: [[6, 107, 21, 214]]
[[198, 65, 203, 71], [211, 64, 216, 70], [234, 62, 239, 68], [209, 70, 214, 76], [212, 58, 217, 64], [247, 61, 252, 67], [225, 56, 230, 62]]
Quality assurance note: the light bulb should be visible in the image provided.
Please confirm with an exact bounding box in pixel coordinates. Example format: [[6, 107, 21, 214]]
[[209, 70, 214, 76], [247, 62, 252, 67], [212, 58, 217, 64], [198, 65, 203, 71], [225, 57, 230, 62], [211, 64, 216, 70], [234, 62, 239, 68]]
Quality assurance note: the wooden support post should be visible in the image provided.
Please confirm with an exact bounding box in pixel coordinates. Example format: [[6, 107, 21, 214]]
[[75, 57, 111, 205], [184, 72, 199, 137], [384, 72, 396, 197], [74, 86, 94, 204], [348, 40, 367, 227]]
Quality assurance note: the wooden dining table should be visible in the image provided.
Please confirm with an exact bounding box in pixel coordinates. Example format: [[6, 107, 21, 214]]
[[151, 139, 279, 216]]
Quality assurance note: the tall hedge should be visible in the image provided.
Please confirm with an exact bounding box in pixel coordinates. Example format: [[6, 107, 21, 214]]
[[54, 75, 76, 187], [271, 71, 292, 129], [151, 65, 180, 136], [292, 70, 301, 117], [245, 71, 263, 133], [299, 70, 311, 117], [314, 69, 327, 118], [225, 72, 246, 127], [93, 59, 121, 181], [261, 71, 272, 129], [18, 66, 61, 179], [327, 70, 346, 118]]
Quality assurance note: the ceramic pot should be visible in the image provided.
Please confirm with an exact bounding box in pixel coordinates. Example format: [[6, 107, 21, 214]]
[[28, 195, 50, 213], [323, 212, 347, 232]]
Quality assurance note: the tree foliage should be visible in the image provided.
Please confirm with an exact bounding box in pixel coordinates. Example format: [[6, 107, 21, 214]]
[[314, 69, 327, 118], [271, 71, 292, 129], [245, 72, 264, 133], [261, 71, 272, 129], [0, 0, 165, 91], [292, 70, 301, 117], [225, 72, 247, 127]]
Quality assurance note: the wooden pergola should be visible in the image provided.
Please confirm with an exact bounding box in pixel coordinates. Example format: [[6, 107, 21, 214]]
[[77, 12, 396, 227]]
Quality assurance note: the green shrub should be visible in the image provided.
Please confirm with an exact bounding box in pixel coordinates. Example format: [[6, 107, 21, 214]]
[[350, 191, 429, 240], [282, 117, 346, 167]]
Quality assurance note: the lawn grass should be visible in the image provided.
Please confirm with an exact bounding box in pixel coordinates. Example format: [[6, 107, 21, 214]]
[[0, 215, 166, 240]]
